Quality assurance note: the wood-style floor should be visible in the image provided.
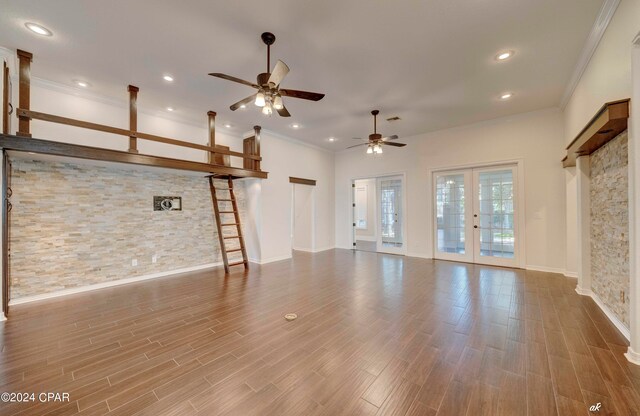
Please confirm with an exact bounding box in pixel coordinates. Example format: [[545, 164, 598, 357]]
[[0, 249, 636, 415]]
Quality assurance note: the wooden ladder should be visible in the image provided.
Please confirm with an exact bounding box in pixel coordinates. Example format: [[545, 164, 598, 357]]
[[208, 175, 248, 273]]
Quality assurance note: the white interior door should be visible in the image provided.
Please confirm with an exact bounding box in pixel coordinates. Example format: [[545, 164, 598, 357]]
[[434, 164, 519, 267], [377, 176, 405, 255]]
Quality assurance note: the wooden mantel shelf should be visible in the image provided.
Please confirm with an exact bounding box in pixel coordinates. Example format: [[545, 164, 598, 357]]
[[0, 134, 268, 179], [563, 99, 630, 168]]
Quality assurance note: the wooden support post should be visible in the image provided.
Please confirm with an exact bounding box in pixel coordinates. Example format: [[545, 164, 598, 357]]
[[16, 50, 33, 138], [127, 85, 139, 153], [3, 61, 9, 135], [207, 111, 216, 164], [254, 125, 261, 171]]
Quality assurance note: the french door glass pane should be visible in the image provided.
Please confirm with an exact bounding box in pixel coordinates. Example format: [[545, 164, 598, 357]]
[[435, 174, 465, 254], [478, 170, 514, 258], [380, 178, 403, 247]]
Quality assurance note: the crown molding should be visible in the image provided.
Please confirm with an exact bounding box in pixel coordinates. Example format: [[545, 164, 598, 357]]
[[560, 0, 621, 109], [251, 128, 334, 154]]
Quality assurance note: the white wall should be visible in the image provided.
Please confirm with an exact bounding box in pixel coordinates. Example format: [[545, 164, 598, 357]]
[[354, 178, 377, 241], [258, 131, 335, 262], [563, 0, 640, 276], [564, 0, 640, 143], [335, 108, 567, 271]]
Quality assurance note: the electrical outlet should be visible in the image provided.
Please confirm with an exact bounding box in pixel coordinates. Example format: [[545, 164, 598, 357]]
[[132, 259, 138, 267], [152, 255, 157, 264], [621, 290, 625, 304]]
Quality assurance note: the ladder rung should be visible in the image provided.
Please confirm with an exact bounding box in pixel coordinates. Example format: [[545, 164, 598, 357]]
[[221, 223, 238, 226], [227, 248, 243, 253], [214, 187, 231, 191], [219, 211, 236, 214], [217, 199, 234, 202], [223, 236, 242, 239], [228, 260, 247, 267]]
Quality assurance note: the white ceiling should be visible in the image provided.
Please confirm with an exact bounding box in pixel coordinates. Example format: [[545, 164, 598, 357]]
[[0, 0, 604, 150]]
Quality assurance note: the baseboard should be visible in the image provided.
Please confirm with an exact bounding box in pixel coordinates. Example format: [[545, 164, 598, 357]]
[[254, 254, 293, 265], [9, 262, 223, 306], [406, 252, 433, 260], [625, 347, 640, 365], [525, 265, 566, 275], [312, 246, 335, 253], [355, 236, 376, 242], [564, 271, 578, 278], [0, 313, 6, 322], [574, 287, 630, 341]]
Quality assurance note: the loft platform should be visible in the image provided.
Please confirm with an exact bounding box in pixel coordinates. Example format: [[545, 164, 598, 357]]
[[0, 134, 268, 179], [1, 49, 268, 180]]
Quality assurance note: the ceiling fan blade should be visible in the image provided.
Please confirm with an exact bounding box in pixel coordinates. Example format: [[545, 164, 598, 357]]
[[279, 89, 325, 101], [208, 73, 259, 89], [382, 135, 399, 141], [276, 105, 291, 117], [383, 141, 407, 147], [268, 60, 290, 88], [230, 94, 257, 111], [346, 143, 370, 149]]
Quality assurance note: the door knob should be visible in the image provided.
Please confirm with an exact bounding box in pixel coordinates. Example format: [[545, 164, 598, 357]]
[[474, 225, 478, 229]]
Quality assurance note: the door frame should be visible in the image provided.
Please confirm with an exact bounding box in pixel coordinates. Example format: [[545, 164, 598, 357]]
[[350, 171, 408, 256], [429, 159, 526, 268], [290, 182, 316, 253]]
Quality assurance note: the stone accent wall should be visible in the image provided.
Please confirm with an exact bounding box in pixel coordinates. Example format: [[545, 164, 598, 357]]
[[590, 130, 629, 328], [9, 157, 247, 299]]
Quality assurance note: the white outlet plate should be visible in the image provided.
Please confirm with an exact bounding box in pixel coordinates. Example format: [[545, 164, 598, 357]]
[[132, 259, 138, 267], [152, 255, 157, 264]]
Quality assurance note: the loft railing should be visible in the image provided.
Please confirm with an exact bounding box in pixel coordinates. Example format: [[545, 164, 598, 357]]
[[9, 49, 263, 172]]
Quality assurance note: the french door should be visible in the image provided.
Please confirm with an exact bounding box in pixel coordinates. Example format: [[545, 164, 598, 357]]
[[377, 176, 405, 254], [434, 165, 519, 267]]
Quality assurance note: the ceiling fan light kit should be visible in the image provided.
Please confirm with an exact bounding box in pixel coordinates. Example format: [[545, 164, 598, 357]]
[[209, 32, 325, 117], [348, 110, 407, 155]]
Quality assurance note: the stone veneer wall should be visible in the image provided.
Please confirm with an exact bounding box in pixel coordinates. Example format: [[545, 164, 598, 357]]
[[9, 158, 247, 299], [590, 130, 629, 328]]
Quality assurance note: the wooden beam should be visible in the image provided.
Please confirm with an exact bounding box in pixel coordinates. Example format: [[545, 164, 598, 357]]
[[16, 109, 262, 162], [16, 50, 32, 138], [0, 134, 268, 179], [127, 85, 139, 153], [289, 177, 316, 186], [254, 125, 261, 171], [563, 99, 630, 168], [207, 111, 216, 164], [2, 151, 9, 315], [2, 62, 9, 135]]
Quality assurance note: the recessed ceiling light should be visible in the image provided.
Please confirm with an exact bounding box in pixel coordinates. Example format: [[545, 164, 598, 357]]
[[240, 104, 246, 109], [163, 75, 174, 82], [73, 80, 90, 88], [291, 123, 300, 129], [496, 51, 514, 61], [500, 93, 513, 100], [328, 137, 336, 142], [166, 107, 174, 112], [25, 22, 52, 36], [224, 124, 232, 128]]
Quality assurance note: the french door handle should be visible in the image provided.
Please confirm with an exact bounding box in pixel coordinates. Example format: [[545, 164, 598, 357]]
[[474, 225, 478, 229]]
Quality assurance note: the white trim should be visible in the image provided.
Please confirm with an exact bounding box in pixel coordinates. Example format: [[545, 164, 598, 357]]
[[559, 0, 621, 108], [525, 265, 566, 274], [256, 128, 334, 154], [564, 271, 578, 278], [355, 236, 377, 242], [574, 287, 630, 341], [625, 347, 640, 365], [292, 246, 335, 253], [407, 252, 433, 260], [0, 313, 6, 322], [250, 254, 293, 265], [9, 262, 223, 306]]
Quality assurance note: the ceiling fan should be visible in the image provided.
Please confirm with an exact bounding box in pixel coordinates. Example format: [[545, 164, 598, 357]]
[[209, 32, 325, 117], [347, 110, 406, 154]]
